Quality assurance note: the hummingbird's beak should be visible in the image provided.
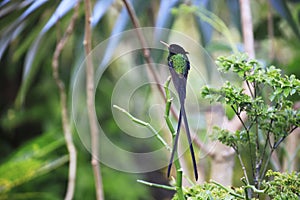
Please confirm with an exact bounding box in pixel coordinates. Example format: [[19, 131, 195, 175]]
[[160, 40, 170, 48]]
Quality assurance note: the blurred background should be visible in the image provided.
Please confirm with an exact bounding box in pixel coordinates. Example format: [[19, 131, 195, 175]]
[[0, 0, 299, 199]]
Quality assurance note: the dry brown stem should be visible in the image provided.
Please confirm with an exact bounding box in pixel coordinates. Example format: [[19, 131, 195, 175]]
[[51, 2, 79, 200], [84, 0, 104, 199]]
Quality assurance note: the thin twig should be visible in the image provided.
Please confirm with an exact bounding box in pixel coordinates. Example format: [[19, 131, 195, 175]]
[[113, 101, 183, 197], [259, 126, 298, 181], [261, 103, 278, 162], [113, 105, 172, 151], [210, 180, 245, 199], [51, 2, 79, 200], [236, 150, 250, 185], [83, 0, 104, 199], [121, 0, 165, 101], [137, 180, 176, 191], [260, 148, 275, 181], [230, 106, 248, 131], [230, 105, 255, 177], [245, 79, 254, 98]]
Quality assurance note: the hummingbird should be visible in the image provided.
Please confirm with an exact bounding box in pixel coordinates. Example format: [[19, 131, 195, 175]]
[[160, 41, 198, 180]]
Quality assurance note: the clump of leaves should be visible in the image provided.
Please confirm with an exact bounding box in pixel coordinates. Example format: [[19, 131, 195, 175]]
[[172, 182, 246, 200], [201, 53, 300, 196], [262, 170, 300, 199]]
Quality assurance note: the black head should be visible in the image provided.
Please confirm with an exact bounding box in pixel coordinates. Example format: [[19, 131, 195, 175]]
[[169, 44, 188, 55]]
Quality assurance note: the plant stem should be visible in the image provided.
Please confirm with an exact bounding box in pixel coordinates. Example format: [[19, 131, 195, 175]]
[[245, 79, 254, 98], [164, 78, 185, 200], [253, 82, 260, 188], [231, 105, 255, 179], [230, 106, 248, 131], [236, 149, 250, 186], [244, 184, 267, 194], [261, 116, 275, 162], [51, 2, 79, 200], [239, 0, 256, 189], [113, 96, 184, 198], [175, 168, 185, 200], [137, 180, 176, 191], [113, 102, 184, 198], [113, 105, 171, 152], [164, 76, 175, 136], [260, 147, 275, 182], [121, 0, 167, 107], [210, 180, 245, 199], [84, 0, 104, 199]]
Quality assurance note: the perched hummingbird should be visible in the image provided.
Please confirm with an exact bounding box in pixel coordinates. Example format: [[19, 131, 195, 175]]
[[160, 41, 198, 180]]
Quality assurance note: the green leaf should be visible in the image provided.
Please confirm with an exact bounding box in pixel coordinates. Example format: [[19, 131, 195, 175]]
[[0, 132, 66, 193], [283, 87, 290, 97]]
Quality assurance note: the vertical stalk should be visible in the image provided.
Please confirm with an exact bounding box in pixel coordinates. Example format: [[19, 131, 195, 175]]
[[84, 0, 104, 199], [254, 118, 260, 188], [164, 77, 185, 200], [51, 2, 79, 200], [235, 148, 249, 185], [253, 80, 261, 188], [240, 0, 257, 195], [175, 167, 184, 200], [260, 147, 275, 182], [239, 0, 255, 59]]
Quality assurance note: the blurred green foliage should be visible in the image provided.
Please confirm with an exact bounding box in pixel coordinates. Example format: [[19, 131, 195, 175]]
[[263, 170, 300, 199]]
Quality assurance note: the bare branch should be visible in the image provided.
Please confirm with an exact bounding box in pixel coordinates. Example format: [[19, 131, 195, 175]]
[[121, 0, 166, 104], [51, 2, 80, 200], [84, 0, 104, 199]]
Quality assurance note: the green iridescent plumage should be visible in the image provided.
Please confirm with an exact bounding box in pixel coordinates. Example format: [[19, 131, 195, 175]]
[[169, 53, 189, 76]]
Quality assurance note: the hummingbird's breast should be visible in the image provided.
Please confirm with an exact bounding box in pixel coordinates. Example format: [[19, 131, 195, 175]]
[[169, 54, 189, 76]]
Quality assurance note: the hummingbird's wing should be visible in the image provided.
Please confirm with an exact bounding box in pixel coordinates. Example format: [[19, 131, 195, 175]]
[[169, 67, 187, 105], [168, 67, 198, 180]]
